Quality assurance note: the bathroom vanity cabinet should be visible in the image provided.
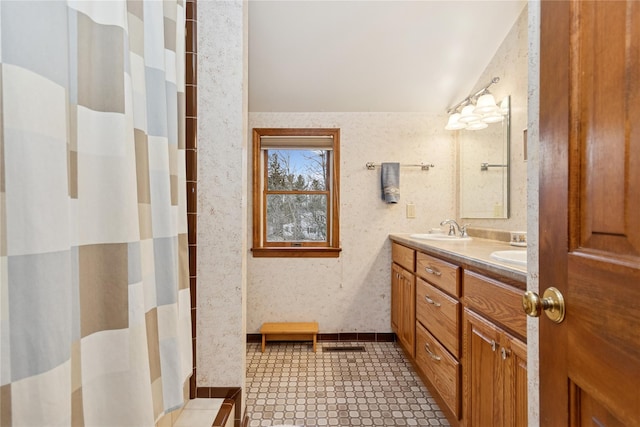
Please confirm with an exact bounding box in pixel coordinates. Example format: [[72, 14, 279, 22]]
[[390, 238, 527, 427], [463, 271, 527, 427], [391, 244, 416, 358]]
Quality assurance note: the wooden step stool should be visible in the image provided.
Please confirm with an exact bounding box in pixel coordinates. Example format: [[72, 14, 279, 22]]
[[260, 322, 319, 352]]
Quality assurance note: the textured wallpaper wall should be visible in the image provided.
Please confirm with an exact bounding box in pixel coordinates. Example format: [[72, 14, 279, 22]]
[[197, 0, 248, 387], [247, 112, 455, 333]]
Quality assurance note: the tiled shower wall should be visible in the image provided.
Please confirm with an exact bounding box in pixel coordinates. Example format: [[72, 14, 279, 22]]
[[185, 0, 198, 398]]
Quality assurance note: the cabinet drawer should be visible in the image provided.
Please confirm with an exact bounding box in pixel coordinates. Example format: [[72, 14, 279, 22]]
[[416, 252, 460, 296], [415, 322, 460, 419], [463, 271, 527, 339], [392, 243, 415, 272], [416, 278, 460, 358]]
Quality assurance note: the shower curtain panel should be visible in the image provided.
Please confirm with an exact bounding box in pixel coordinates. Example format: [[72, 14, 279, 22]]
[[0, 1, 192, 426]]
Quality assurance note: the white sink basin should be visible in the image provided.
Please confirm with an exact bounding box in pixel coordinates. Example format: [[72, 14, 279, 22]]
[[410, 233, 472, 242], [490, 250, 527, 266]]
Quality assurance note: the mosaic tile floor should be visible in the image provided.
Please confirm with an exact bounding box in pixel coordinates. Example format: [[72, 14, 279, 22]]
[[245, 341, 451, 427]]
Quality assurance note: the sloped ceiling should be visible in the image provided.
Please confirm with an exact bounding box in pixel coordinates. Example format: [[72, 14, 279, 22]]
[[248, 0, 527, 113]]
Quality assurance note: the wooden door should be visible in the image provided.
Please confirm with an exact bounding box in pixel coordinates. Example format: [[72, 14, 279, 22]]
[[539, 1, 640, 425]]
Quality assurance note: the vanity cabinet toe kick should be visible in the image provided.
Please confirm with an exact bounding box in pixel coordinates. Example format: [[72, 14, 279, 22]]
[[390, 240, 527, 427]]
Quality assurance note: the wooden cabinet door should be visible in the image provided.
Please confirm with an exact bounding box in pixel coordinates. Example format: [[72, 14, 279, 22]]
[[392, 263, 415, 357], [463, 309, 502, 427], [399, 268, 415, 358], [503, 333, 527, 427], [540, 1, 640, 425], [464, 309, 527, 427], [391, 263, 401, 334]]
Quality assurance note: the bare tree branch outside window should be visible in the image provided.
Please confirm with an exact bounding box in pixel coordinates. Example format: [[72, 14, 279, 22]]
[[266, 150, 329, 242]]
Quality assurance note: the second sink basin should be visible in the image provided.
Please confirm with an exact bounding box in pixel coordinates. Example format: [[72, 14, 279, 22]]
[[410, 233, 472, 242], [490, 250, 527, 266]]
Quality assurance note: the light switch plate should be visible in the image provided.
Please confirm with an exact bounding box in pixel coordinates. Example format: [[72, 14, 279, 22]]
[[406, 203, 416, 218]]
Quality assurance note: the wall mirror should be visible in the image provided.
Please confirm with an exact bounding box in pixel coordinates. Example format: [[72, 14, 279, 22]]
[[459, 96, 510, 218]]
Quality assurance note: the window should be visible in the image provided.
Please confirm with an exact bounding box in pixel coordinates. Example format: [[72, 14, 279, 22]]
[[252, 128, 341, 257]]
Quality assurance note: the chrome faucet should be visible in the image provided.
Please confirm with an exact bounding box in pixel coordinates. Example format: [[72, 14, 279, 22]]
[[440, 219, 470, 237]]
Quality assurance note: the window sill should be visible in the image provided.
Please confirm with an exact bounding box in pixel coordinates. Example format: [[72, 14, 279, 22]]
[[251, 247, 342, 258]]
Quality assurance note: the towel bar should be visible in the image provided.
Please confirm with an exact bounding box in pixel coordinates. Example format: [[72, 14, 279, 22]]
[[366, 162, 434, 171]]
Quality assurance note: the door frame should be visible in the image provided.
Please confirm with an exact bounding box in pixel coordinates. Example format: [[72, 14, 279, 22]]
[[526, 2, 542, 423]]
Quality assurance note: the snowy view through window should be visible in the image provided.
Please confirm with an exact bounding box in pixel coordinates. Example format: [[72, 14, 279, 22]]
[[266, 149, 330, 242]]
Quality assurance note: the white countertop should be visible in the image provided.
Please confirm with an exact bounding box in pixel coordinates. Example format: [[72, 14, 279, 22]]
[[389, 233, 527, 286]]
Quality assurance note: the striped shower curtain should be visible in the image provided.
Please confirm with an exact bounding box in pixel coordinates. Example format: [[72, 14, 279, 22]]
[[0, 1, 192, 426]]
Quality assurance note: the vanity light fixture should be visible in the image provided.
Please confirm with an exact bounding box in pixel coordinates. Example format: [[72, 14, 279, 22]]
[[473, 93, 499, 115], [445, 112, 466, 130], [466, 120, 489, 130], [445, 76, 506, 131], [481, 111, 505, 124], [458, 104, 482, 124]]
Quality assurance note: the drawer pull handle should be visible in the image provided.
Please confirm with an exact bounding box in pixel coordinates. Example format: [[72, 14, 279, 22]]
[[424, 266, 442, 276], [424, 343, 442, 361], [491, 340, 498, 352], [424, 295, 441, 307]]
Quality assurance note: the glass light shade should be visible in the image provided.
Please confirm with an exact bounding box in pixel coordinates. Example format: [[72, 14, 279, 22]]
[[445, 113, 466, 130], [473, 94, 499, 115], [466, 120, 488, 131], [458, 105, 481, 123], [481, 112, 504, 123]]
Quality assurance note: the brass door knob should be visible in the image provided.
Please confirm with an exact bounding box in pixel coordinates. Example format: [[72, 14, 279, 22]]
[[522, 287, 566, 323]]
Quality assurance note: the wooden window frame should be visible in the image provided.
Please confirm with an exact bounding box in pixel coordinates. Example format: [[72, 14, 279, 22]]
[[252, 128, 341, 258]]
